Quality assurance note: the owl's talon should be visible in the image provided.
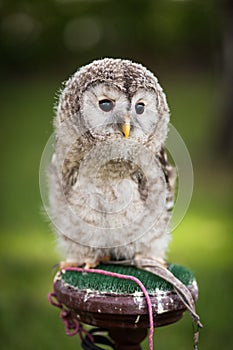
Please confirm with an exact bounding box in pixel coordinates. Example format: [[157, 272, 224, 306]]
[[59, 261, 81, 270], [83, 256, 110, 270], [82, 262, 93, 270], [82, 262, 98, 270]]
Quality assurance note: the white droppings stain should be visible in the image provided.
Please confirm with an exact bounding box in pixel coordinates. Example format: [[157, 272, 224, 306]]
[[156, 294, 165, 314], [97, 308, 101, 313], [83, 289, 96, 302], [133, 291, 144, 310], [155, 288, 165, 295], [83, 293, 89, 302], [135, 315, 140, 324], [133, 291, 144, 297], [153, 288, 168, 314], [54, 272, 62, 282]]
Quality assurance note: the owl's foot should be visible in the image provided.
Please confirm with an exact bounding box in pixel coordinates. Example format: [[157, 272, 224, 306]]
[[59, 256, 111, 271], [59, 260, 97, 271], [59, 261, 82, 270], [83, 255, 111, 270], [82, 261, 98, 270]]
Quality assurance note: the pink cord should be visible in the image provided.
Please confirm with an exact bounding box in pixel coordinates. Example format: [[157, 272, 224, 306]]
[[48, 291, 94, 340], [62, 267, 154, 350]]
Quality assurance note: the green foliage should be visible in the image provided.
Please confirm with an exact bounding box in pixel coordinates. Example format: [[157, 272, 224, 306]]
[[0, 0, 221, 72]]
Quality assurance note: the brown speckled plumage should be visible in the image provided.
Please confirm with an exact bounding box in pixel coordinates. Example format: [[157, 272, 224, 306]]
[[48, 58, 175, 266]]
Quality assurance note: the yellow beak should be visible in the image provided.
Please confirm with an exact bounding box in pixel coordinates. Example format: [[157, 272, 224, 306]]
[[121, 122, 130, 138]]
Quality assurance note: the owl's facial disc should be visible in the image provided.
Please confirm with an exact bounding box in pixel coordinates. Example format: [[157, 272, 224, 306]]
[[81, 83, 165, 144]]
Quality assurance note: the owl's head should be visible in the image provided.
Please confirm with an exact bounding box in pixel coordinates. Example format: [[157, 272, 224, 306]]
[[56, 58, 170, 151]]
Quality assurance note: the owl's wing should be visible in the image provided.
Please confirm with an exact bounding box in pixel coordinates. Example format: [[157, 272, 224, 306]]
[[157, 147, 176, 211]]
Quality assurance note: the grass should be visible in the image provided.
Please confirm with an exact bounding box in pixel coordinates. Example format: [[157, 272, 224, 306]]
[[0, 72, 232, 350]]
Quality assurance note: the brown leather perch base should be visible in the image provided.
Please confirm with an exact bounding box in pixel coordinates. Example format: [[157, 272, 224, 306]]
[[53, 266, 198, 349], [54, 277, 198, 329]]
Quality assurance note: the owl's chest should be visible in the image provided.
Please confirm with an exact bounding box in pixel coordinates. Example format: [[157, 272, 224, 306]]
[[67, 158, 146, 224], [63, 145, 167, 242], [96, 159, 137, 182], [95, 159, 147, 200]]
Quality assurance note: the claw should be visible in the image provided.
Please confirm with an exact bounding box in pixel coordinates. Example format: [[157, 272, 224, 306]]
[[82, 256, 111, 270], [59, 261, 81, 270], [59, 256, 111, 271]]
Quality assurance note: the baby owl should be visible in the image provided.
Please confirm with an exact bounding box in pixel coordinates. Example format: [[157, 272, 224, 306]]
[[48, 58, 175, 268]]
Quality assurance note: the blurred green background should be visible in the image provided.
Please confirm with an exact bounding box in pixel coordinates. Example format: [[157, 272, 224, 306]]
[[0, 0, 232, 349]]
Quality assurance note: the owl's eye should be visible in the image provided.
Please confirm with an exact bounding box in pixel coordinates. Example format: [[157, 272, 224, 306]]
[[135, 102, 145, 115], [99, 99, 114, 112]]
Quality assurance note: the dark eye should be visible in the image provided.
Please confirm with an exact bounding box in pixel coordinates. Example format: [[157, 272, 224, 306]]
[[135, 102, 145, 115], [99, 99, 114, 112]]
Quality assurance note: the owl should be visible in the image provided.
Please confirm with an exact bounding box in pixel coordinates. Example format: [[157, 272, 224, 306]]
[[48, 58, 176, 268]]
